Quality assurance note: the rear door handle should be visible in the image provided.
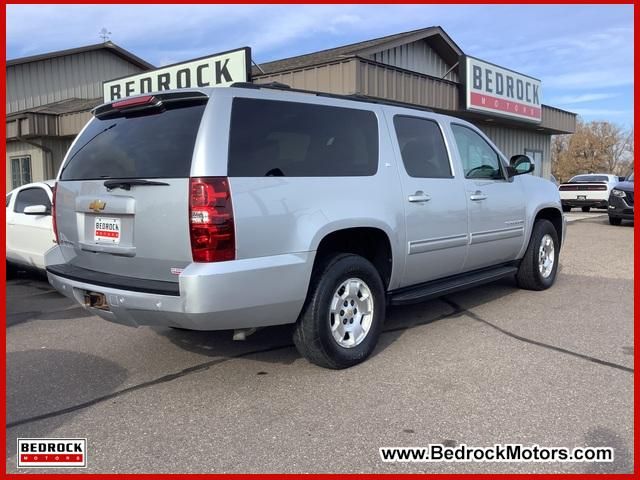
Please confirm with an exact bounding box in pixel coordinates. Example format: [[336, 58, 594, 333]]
[[470, 191, 488, 201], [408, 191, 431, 203]]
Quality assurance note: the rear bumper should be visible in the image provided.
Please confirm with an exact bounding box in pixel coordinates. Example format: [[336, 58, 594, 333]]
[[607, 195, 634, 220], [45, 247, 313, 330], [561, 199, 608, 208]]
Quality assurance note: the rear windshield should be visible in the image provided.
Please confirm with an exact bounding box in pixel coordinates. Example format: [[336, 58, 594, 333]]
[[60, 103, 206, 180], [228, 98, 378, 177], [569, 175, 609, 183]]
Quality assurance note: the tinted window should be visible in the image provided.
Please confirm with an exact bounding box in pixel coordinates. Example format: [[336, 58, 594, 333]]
[[393, 116, 451, 178], [60, 103, 206, 180], [14, 187, 50, 214], [228, 98, 378, 177], [6, 193, 12, 208], [451, 124, 503, 180], [569, 175, 609, 183]]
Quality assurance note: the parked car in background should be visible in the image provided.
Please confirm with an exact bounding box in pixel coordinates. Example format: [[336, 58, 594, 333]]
[[559, 174, 621, 212], [6, 180, 56, 273], [608, 173, 634, 225]]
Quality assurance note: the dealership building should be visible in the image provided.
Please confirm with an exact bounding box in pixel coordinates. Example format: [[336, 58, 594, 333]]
[[5, 27, 576, 191]]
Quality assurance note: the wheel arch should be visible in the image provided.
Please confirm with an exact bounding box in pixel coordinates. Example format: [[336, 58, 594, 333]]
[[309, 225, 395, 290], [534, 207, 564, 248]]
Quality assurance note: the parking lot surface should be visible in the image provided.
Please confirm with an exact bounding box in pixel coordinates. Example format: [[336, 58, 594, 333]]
[[6, 213, 634, 473]]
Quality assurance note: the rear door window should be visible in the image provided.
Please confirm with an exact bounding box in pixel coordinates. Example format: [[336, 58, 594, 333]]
[[14, 187, 50, 213], [228, 98, 378, 177], [60, 103, 206, 180], [393, 116, 452, 178]]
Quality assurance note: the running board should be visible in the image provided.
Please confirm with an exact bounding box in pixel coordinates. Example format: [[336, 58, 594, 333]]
[[389, 265, 518, 306]]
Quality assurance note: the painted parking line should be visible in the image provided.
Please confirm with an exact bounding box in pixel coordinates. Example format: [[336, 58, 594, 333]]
[[565, 213, 607, 223]]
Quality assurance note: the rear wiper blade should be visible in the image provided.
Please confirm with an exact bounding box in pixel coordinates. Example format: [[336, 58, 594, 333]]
[[104, 179, 170, 191]]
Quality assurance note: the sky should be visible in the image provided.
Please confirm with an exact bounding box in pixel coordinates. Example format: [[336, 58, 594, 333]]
[[6, 4, 634, 128]]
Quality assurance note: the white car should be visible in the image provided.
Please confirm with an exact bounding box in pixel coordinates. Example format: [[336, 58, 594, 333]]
[[558, 173, 623, 213], [6, 180, 56, 272]]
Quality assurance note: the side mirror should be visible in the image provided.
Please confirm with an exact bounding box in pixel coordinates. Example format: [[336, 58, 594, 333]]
[[23, 204, 50, 215], [508, 155, 535, 176]]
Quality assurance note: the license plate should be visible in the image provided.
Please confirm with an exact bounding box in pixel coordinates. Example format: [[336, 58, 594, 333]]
[[577, 195, 587, 200], [94, 217, 121, 244]]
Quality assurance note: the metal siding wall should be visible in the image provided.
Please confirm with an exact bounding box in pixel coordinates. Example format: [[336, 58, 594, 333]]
[[41, 137, 75, 176], [477, 124, 552, 178], [59, 111, 92, 136], [371, 40, 459, 82], [253, 60, 357, 94], [541, 106, 576, 133], [7, 50, 145, 114], [356, 59, 458, 111]]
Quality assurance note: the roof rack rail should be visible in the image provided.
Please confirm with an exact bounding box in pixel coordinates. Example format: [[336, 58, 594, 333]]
[[230, 81, 434, 113]]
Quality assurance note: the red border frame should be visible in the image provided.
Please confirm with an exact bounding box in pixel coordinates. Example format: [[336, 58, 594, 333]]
[[2, 1, 637, 478]]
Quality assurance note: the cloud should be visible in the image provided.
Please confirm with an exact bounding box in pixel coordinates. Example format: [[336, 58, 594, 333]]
[[571, 108, 632, 117], [548, 93, 619, 105]]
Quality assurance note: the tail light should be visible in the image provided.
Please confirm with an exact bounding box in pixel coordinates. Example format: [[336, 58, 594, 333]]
[[189, 177, 235, 262], [51, 184, 59, 244]]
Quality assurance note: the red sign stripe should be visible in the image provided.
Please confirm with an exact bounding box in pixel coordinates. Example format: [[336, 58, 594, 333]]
[[21, 454, 84, 463], [470, 92, 541, 120], [95, 230, 119, 238]]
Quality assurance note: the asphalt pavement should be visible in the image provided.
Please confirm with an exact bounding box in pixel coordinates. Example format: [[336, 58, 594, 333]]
[[5, 212, 634, 473]]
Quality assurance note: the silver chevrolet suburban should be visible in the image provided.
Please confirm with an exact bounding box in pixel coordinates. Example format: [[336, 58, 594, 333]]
[[45, 83, 565, 369]]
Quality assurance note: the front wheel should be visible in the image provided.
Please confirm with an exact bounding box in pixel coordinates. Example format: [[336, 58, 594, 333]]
[[293, 253, 385, 369], [609, 216, 622, 226], [516, 219, 559, 291]]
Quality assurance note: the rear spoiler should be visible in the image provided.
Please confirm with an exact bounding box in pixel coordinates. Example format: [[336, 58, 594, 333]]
[[561, 181, 608, 185], [93, 91, 208, 119]]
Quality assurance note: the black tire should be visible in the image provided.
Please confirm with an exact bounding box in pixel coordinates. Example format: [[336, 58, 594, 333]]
[[562, 205, 571, 213], [516, 219, 559, 291], [581, 206, 591, 212], [293, 253, 385, 369], [609, 216, 622, 226], [6, 261, 17, 279]]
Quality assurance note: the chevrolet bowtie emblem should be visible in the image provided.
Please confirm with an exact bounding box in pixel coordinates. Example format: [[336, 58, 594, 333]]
[[89, 200, 107, 212]]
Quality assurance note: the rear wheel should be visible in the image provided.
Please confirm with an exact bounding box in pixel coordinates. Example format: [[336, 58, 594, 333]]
[[516, 219, 559, 291], [581, 206, 591, 212], [6, 262, 16, 279], [293, 253, 385, 369], [562, 205, 571, 213], [609, 216, 622, 226]]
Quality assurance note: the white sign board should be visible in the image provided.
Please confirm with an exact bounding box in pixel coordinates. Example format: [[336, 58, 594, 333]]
[[103, 47, 251, 102], [462, 55, 542, 123]]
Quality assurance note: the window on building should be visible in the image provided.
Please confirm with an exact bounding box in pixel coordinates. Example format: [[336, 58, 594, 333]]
[[228, 98, 379, 177], [14, 187, 51, 214], [393, 116, 452, 178], [524, 149, 542, 175], [11, 156, 32, 188], [451, 125, 503, 180]]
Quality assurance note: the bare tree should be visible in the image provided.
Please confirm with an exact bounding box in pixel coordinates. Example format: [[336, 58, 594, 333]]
[[551, 119, 634, 182]]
